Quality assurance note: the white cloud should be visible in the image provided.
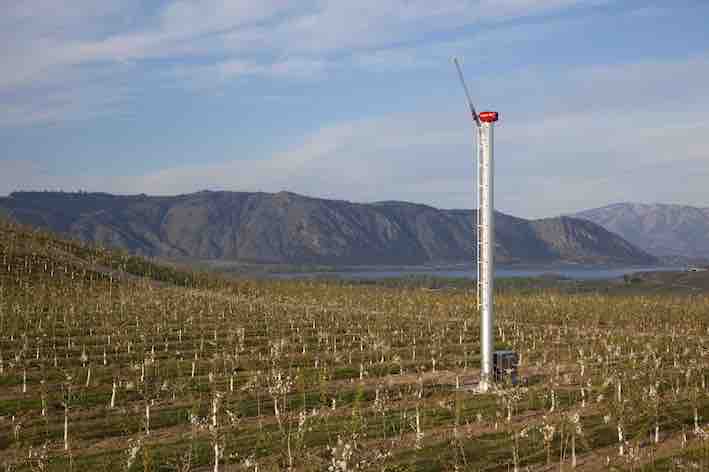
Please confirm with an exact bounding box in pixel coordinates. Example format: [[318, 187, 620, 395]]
[[4, 52, 702, 217], [0, 0, 611, 125], [170, 56, 327, 90], [256, 0, 609, 54], [3, 1, 709, 217]]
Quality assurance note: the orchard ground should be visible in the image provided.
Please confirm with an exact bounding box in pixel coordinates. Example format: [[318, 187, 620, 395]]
[[1, 219, 709, 471]]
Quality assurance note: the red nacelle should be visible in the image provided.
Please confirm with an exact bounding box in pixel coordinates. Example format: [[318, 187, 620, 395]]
[[479, 111, 499, 123]]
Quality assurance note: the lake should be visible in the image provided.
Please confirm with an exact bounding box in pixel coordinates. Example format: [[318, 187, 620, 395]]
[[273, 266, 684, 281]]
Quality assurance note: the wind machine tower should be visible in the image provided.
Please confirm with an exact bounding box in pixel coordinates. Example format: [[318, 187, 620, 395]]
[[453, 58, 515, 392]]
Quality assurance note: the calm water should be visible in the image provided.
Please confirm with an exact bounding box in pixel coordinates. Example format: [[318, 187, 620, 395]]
[[274, 266, 683, 281]]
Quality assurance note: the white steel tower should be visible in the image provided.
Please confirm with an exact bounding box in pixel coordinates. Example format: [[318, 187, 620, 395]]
[[453, 58, 499, 392]]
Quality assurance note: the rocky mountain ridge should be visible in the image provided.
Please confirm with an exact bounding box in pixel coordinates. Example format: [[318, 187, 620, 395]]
[[574, 202, 709, 260], [0, 191, 658, 266]]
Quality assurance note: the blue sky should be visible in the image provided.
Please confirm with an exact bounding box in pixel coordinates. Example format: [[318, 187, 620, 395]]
[[1, 0, 708, 218]]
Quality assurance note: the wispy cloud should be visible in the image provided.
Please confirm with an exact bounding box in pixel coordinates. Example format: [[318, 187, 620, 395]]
[[5, 52, 704, 216], [0, 0, 610, 125], [3, 1, 708, 217]]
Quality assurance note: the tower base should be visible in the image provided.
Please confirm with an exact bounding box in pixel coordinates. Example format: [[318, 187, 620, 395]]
[[493, 350, 519, 385], [464, 350, 519, 393]]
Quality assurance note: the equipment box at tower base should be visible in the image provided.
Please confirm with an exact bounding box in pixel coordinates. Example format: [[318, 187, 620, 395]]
[[493, 350, 519, 385]]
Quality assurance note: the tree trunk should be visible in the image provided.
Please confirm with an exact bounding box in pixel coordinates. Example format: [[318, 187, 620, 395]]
[[287, 430, 293, 471], [618, 423, 624, 456], [571, 432, 576, 468], [64, 406, 69, 451], [212, 396, 218, 428], [110, 380, 116, 408], [274, 397, 281, 429], [654, 423, 659, 444]]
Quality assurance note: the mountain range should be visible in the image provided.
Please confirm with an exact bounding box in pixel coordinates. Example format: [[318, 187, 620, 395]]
[[574, 202, 709, 261], [0, 191, 657, 266]]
